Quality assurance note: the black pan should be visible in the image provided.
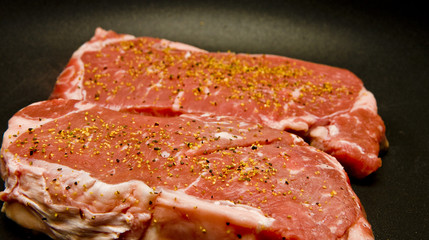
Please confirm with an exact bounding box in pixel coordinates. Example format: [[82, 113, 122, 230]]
[[1, 1, 428, 239]]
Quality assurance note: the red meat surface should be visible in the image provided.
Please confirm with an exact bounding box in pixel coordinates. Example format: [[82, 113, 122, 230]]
[[51, 28, 387, 178]]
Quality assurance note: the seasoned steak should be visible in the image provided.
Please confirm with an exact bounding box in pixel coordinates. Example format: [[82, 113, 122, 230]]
[[51, 28, 387, 178], [0, 99, 373, 239]]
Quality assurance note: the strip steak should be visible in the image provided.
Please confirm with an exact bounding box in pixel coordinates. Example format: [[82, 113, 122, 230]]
[[1, 99, 373, 239], [51, 28, 387, 178]]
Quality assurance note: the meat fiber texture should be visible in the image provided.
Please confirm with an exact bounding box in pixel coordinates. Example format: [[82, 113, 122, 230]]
[[51, 28, 387, 179], [0, 99, 373, 239]]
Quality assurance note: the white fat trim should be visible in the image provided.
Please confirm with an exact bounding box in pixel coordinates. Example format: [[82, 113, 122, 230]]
[[74, 29, 136, 59], [112, 69, 128, 79], [199, 112, 213, 117], [74, 100, 98, 112], [143, 78, 164, 98], [2, 116, 49, 150], [213, 200, 235, 206], [0, 153, 154, 240], [319, 159, 344, 174], [310, 124, 338, 140], [152, 78, 164, 88], [184, 51, 191, 58], [346, 217, 374, 240], [309, 89, 377, 124], [172, 91, 184, 111], [260, 114, 316, 131], [338, 140, 365, 155], [56, 67, 84, 100], [329, 225, 337, 234], [238, 121, 250, 128], [351, 88, 377, 114], [328, 125, 339, 136], [302, 146, 345, 172], [291, 88, 302, 98], [288, 169, 302, 175], [157, 190, 275, 230], [289, 133, 306, 144], [159, 39, 207, 53], [3, 202, 50, 234], [309, 126, 328, 139], [283, 103, 289, 113], [160, 151, 170, 158], [57, 28, 135, 100]]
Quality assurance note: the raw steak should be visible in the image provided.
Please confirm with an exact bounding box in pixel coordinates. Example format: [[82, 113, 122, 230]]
[[51, 28, 387, 178], [0, 99, 373, 239]]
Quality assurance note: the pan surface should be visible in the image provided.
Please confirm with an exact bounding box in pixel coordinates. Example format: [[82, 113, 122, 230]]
[[1, 1, 428, 239]]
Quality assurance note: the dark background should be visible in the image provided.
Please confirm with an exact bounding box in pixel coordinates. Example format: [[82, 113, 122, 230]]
[[1, 1, 428, 239]]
